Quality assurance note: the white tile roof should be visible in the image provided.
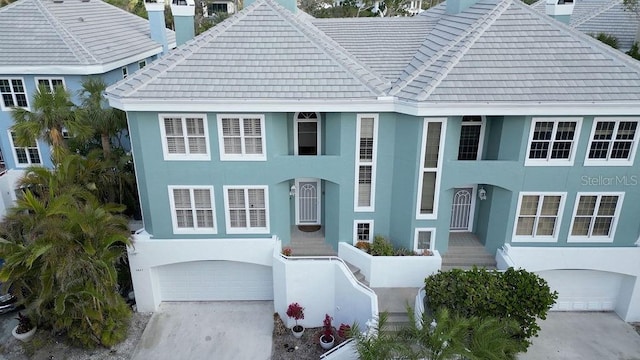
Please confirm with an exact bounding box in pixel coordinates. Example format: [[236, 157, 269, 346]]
[[0, 0, 176, 71], [531, 0, 639, 51], [106, 0, 640, 107]]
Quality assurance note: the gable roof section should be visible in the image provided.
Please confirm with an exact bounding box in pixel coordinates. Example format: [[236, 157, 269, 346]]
[[392, 0, 640, 104], [107, 0, 390, 102], [531, 0, 639, 51], [0, 0, 175, 74]]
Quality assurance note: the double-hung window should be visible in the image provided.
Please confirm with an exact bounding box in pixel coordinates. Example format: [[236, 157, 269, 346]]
[[217, 115, 266, 161], [585, 118, 638, 166], [168, 186, 216, 234], [568, 193, 623, 242], [35, 78, 65, 93], [526, 118, 581, 165], [224, 186, 269, 233], [513, 193, 565, 242], [159, 114, 210, 160], [354, 114, 377, 211], [8, 131, 41, 167], [417, 118, 445, 219], [0, 78, 28, 110]]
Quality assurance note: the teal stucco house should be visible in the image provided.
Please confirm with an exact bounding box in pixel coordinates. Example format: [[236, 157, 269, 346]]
[[106, 0, 640, 322], [0, 0, 179, 217]]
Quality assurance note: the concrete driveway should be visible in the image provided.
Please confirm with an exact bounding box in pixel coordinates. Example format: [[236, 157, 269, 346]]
[[132, 301, 273, 360], [518, 312, 640, 360]]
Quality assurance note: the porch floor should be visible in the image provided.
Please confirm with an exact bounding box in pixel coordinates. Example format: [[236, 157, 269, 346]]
[[442, 232, 497, 270]]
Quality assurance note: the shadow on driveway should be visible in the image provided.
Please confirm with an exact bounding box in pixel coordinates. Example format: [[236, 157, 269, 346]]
[[518, 312, 640, 360], [132, 301, 274, 360]]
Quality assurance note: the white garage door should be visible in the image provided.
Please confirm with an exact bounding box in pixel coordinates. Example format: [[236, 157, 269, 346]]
[[539, 270, 623, 311], [156, 261, 273, 301]]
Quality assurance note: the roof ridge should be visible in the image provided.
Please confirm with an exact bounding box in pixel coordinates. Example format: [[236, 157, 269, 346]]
[[34, 0, 97, 64], [263, 0, 390, 95], [110, 1, 257, 98], [571, 0, 620, 26], [390, 0, 510, 99]]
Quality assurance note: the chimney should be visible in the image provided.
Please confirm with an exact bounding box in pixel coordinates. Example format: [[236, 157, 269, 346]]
[[145, 0, 169, 54], [446, 0, 478, 14], [545, 0, 574, 24], [245, 0, 296, 12], [170, 0, 196, 46]]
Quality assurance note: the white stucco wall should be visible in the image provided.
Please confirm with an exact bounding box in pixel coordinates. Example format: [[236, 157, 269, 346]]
[[0, 169, 24, 219]]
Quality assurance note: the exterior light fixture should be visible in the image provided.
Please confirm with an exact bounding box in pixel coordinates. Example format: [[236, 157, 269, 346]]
[[478, 186, 487, 200], [289, 185, 296, 197]]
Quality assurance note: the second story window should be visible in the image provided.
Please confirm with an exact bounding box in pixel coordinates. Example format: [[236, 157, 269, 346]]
[[0, 78, 28, 110], [9, 131, 41, 166], [36, 78, 65, 93], [159, 114, 210, 161], [585, 118, 638, 166], [417, 118, 445, 219], [122, 66, 128, 79], [217, 115, 266, 161], [138, 60, 147, 69], [526, 118, 581, 166], [513, 193, 565, 242], [355, 114, 377, 211]]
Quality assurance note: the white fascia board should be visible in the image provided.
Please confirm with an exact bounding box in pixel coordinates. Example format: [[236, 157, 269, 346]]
[[108, 96, 640, 116], [0, 48, 166, 75]]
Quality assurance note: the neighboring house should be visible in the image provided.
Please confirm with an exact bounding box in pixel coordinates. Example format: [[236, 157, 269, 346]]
[[0, 0, 177, 217], [532, 0, 639, 51], [201, 0, 237, 16], [106, 0, 640, 323]]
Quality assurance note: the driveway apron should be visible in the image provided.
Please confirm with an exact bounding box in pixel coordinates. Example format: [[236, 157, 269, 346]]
[[132, 301, 273, 360]]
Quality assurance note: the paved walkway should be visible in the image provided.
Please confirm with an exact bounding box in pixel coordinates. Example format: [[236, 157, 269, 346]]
[[131, 301, 273, 360], [518, 312, 640, 360]]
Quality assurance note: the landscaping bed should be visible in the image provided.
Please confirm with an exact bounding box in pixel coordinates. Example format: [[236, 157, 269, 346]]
[[271, 313, 347, 360]]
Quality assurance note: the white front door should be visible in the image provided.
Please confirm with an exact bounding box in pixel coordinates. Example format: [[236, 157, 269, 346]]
[[295, 178, 321, 225], [450, 187, 474, 231]]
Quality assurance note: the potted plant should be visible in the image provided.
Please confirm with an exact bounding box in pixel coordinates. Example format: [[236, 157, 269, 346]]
[[11, 312, 37, 342], [282, 247, 292, 257], [338, 323, 351, 340], [320, 314, 335, 350], [286, 302, 305, 338]]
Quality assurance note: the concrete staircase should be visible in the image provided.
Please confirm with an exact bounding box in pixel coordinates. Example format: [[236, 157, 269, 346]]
[[373, 287, 419, 332], [441, 232, 497, 271], [289, 226, 336, 256], [344, 262, 369, 286]]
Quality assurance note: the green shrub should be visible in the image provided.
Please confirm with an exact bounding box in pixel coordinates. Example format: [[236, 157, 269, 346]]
[[594, 32, 619, 49], [424, 267, 558, 351], [369, 235, 394, 256], [393, 247, 413, 256], [627, 42, 640, 60]]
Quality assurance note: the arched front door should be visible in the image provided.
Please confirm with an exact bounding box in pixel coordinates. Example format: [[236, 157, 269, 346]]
[[295, 178, 321, 225], [450, 187, 474, 231]]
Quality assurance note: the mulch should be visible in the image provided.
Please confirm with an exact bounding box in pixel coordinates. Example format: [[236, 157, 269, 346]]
[[270, 313, 347, 360]]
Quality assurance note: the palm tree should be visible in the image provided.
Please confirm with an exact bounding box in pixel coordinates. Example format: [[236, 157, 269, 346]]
[[11, 84, 92, 163], [352, 312, 405, 360], [76, 78, 128, 159]]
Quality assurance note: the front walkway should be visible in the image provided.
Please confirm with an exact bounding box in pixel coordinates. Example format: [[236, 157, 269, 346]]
[[518, 312, 640, 360], [131, 301, 273, 360]]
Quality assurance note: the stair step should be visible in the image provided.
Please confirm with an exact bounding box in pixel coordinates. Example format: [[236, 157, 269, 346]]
[[441, 265, 497, 271]]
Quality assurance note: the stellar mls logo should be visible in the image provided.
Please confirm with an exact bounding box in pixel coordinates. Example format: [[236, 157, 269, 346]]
[[581, 175, 638, 186]]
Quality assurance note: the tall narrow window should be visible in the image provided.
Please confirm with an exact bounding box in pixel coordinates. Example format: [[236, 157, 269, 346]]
[[569, 193, 623, 242], [168, 186, 216, 234], [218, 115, 266, 160], [514, 193, 564, 242], [9, 131, 41, 166], [526, 118, 581, 165], [159, 115, 209, 160], [417, 119, 445, 218], [0, 147, 5, 172], [0, 78, 28, 109], [585, 118, 638, 166], [121, 67, 128, 79], [224, 186, 269, 233], [295, 112, 320, 155], [457, 116, 482, 160], [354, 114, 377, 211]]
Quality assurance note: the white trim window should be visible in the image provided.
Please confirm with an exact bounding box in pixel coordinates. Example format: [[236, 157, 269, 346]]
[[585, 118, 638, 166], [414, 228, 435, 253], [223, 186, 269, 234], [353, 220, 374, 244], [417, 118, 446, 219], [354, 114, 378, 211], [8, 131, 41, 167], [159, 114, 210, 160], [294, 112, 321, 155], [217, 114, 266, 161], [35, 78, 65, 93], [513, 193, 565, 242], [121, 66, 128, 79], [168, 186, 217, 234], [526, 118, 581, 166], [0, 78, 28, 110], [138, 60, 147, 69], [568, 193, 623, 242]]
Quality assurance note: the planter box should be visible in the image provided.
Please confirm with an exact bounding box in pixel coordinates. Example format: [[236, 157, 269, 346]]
[[338, 243, 442, 288]]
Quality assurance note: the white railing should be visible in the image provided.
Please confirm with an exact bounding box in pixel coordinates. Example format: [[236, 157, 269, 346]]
[[319, 338, 358, 360]]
